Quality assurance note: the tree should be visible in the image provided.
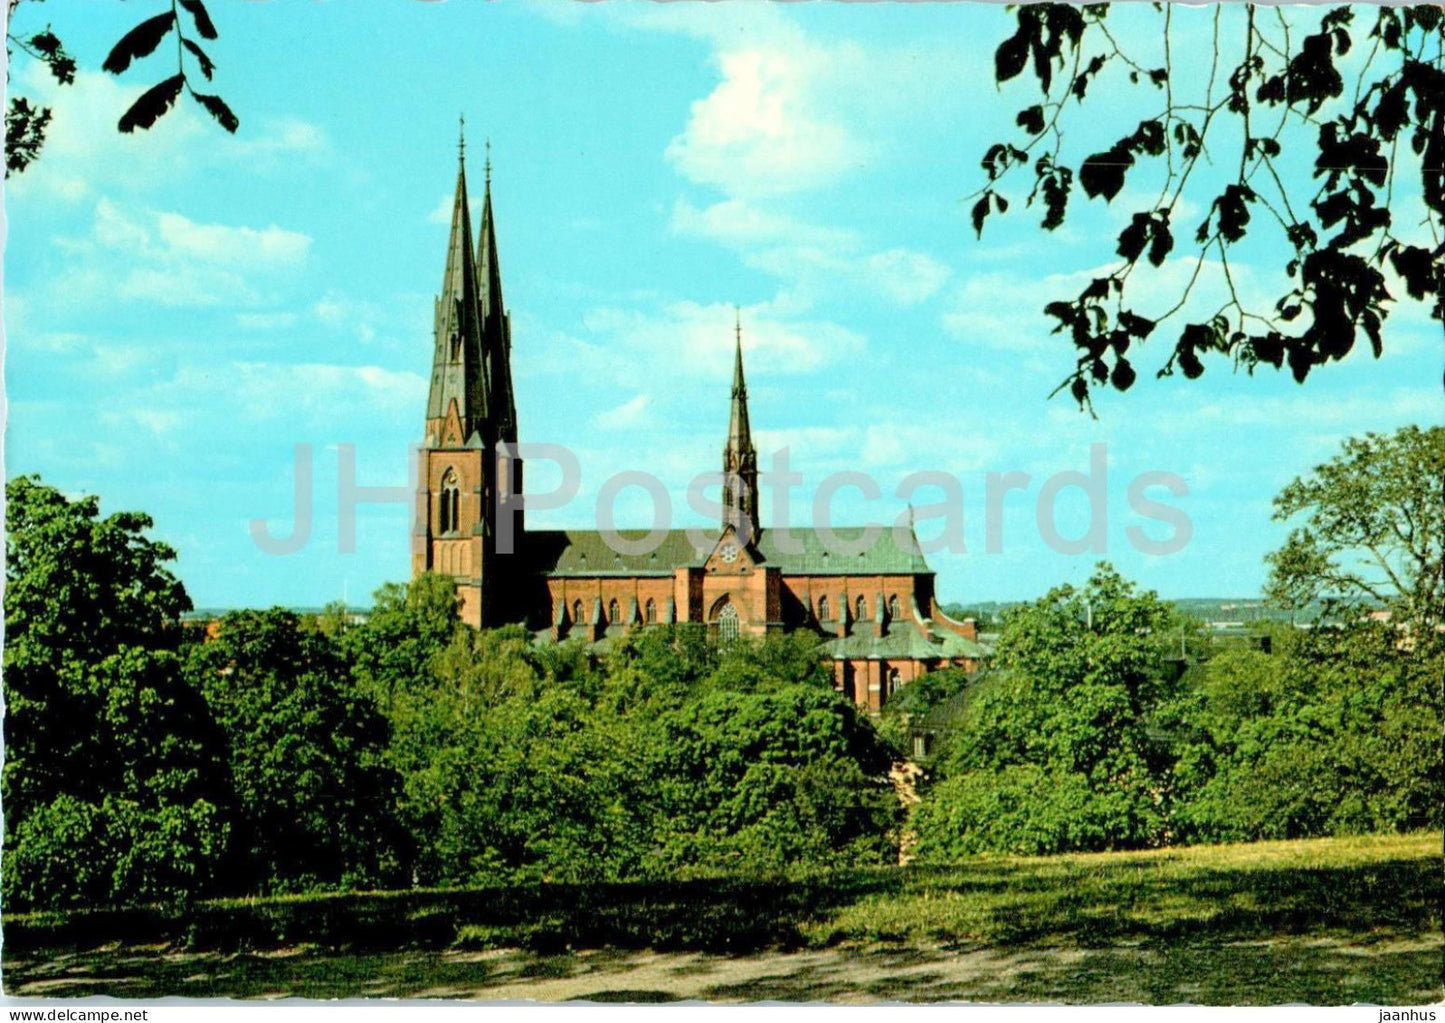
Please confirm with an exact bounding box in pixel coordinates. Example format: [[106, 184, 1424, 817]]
[[641, 633, 901, 875], [2, 477, 232, 910], [5, 0, 75, 175], [1265, 424, 1444, 625], [3, 475, 193, 821], [1169, 623, 1443, 842], [5, 0, 236, 177], [913, 565, 1194, 856], [973, 4, 1444, 409], [342, 573, 462, 712], [186, 609, 405, 892]]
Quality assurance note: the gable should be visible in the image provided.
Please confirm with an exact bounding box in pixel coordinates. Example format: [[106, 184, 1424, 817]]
[[703, 525, 761, 574]]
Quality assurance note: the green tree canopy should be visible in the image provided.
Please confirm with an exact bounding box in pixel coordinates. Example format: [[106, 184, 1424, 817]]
[[1265, 424, 1444, 626], [1169, 623, 1443, 841], [186, 609, 405, 892], [2, 477, 231, 910], [914, 565, 1195, 856]]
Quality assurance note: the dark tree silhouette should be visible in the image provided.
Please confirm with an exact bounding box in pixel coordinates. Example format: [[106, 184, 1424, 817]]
[[971, 4, 1444, 409]]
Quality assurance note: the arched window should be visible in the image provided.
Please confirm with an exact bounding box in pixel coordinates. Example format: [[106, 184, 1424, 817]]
[[572, 600, 583, 624], [855, 595, 867, 621], [889, 595, 901, 620], [817, 595, 830, 621], [718, 603, 740, 643], [645, 598, 657, 624], [439, 469, 460, 534], [608, 598, 621, 624], [888, 668, 901, 696]]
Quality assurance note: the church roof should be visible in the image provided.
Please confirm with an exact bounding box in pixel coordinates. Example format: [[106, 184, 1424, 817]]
[[818, 627, 989, 662], [525, 526, 933, 577]]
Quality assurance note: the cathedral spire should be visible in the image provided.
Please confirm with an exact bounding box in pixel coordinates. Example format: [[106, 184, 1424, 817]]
[[425, 131, 487, 440], [723, 312, 759, 541], [477, 146, 517, 443], [727, 310, 751, 452]]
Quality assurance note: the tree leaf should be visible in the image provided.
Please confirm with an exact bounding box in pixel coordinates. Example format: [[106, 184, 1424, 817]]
[[1116, 213, 1150, 262], [1147, 216, 1173, 267], [1016, 105, 1045, 135], [1110, 356, 1136, 391], [183, 38, 216, 80], [1118, 311, 1156, 339], [971, 195, 992, 238], [995, 30, 1029, 83], [178, 0, 220, 40], [102, 13, 177, 75], [118, 75, 184, 134], [192, 92, 240, 134], [1079, 145, 1132, 202]]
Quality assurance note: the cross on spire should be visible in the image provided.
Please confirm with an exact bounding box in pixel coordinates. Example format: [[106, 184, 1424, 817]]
[[458, 114, 466, 162], [485, 137, 492, 188]]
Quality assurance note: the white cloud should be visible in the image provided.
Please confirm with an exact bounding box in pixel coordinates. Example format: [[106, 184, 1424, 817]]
[[51, 199, 313, 309], [671, 197, 854, 249], [4, 68, 329, 205], [596, 394, 652, 430], [865, 249, 953, 306], [155, 212, 311, 268], [584, 299, 865, 379], [427, 194, 454, 225], [673, 198, 951, 307], [148, 361, 427, 428], [666, 45, 865, 199]]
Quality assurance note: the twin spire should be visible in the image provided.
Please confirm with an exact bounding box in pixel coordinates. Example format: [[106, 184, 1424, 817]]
[[427, 124, 758, 538], [425, 120, 515, 446]]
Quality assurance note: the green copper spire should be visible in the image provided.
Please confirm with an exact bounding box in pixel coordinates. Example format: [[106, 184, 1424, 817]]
[[425, 126, 488, 438], [476, 144, 517, 443]]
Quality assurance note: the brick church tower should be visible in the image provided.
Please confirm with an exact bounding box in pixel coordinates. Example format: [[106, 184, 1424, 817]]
[[412, 131, 523, 628]]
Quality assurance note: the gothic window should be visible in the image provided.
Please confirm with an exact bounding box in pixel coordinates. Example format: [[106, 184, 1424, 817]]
[[440, 469, 460, 534], [889, 595, 901, 620], [608, 598, 621, 624], [572, 600, 583, 624], [855, 595, 867, 621], [888, 668, 901, 696], [817, 595, 830, 621], [645, 598, 657, 624], [718, 603, 740, 644]]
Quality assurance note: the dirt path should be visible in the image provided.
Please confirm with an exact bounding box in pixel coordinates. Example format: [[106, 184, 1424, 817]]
[[6, 933, 1441, 1004]]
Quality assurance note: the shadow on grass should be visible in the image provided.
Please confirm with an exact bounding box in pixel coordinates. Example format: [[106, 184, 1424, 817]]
[[2, 872, 905, 957], [3, 844, 1439, 994]]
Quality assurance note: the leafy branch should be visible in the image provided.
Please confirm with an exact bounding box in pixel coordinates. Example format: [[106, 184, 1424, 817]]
[[103, 0, 238, 135], [973, 4, 1445, 412], [5, 0, 239, 176], [5, 0, 76, 175]]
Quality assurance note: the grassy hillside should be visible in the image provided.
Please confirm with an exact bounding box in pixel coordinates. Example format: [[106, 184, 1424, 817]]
[[3, 832, 1439, 1003]]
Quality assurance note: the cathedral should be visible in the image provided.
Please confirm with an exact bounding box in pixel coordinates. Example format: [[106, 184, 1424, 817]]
[[412, 144, 986, 712]]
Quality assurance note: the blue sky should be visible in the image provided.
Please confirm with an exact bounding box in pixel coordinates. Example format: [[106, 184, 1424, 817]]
[[4, 2, 1439, 609]]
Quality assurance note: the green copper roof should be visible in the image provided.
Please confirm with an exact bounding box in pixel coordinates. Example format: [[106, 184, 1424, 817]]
[[819, 627, 989, 661], [525, 526, 933, 577]]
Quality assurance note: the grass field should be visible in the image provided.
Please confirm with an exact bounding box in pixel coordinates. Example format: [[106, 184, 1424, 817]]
[[3, 832, 1440, 1003]]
